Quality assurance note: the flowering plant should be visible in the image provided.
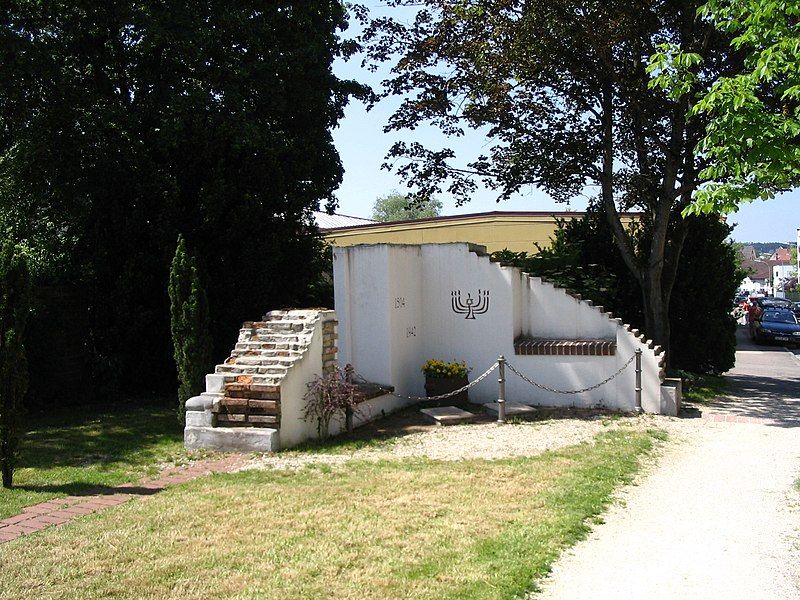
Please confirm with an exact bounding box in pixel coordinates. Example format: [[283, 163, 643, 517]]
[[421, 359, 470, 379]]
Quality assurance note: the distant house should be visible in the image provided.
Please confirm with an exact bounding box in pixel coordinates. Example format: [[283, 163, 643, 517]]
[[773, 263, 798, 295], [770, 247, 792, 262], [740, 259, 771, 293], [740, 245, 757, 262]]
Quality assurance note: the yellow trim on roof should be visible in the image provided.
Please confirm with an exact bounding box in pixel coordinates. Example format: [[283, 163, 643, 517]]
[[323, 211, 639, 254]]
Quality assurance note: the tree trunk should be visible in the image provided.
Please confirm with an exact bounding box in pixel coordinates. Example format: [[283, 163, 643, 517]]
[[641, 274, 670, 353], [1, 462, 11, 488]]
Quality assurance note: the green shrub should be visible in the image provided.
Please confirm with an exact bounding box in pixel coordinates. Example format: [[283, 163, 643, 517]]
[[0, 240, 31, 488], [168, 236, 212, 424], [492, 207, 742, 374]]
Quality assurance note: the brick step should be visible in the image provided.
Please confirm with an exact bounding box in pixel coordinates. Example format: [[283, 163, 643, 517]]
[[226, 355, 301, 366], [261, 312, 321, 321], [247, 331, 304, 344], [224, 383, 280, 399], [214, 373, 283, 386], [259, 318, 316, 326], [206, 373, 283, 394], [229, 351, 304, 362], [215, 413, 279, 427], [255, 323, 313, 334], [215, 364, 289, 376], [250, 335, 308, 345], [233, 342, 304, 352], [214, 397, 280, 414]]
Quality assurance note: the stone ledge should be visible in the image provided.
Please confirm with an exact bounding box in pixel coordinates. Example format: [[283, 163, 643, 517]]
[[184, 426, 279, 453], [354, 382, 394, 403], [514, 338, 616, 356]]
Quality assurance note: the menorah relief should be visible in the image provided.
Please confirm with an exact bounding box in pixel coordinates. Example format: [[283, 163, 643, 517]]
[[451, 289, 490, 319]]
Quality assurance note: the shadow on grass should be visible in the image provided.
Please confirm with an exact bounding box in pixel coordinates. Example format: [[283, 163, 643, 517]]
[[19, 401, 184, 471], [12, 482, 163, 497]]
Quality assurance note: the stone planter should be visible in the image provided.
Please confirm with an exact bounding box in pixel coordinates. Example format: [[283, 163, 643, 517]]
[[423, 375, 469, 407]]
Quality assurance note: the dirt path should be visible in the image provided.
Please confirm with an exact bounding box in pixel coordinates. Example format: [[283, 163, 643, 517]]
[[535, 328, 800, 599]]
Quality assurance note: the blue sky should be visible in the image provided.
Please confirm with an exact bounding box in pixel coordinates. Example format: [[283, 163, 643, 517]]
[[330, 6, 798, 244]]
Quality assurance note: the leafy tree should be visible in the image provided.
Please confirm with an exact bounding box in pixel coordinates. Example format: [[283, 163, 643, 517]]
[[371, 191, 443, 221], [0, 240, 31, 488], [493, 207, 741, 373], [362, 0, 745, 360], [169, 236, 212, 423], [654, 0, 800, 215], [0, 2, 364, 392], [492, 210, 642, 327]]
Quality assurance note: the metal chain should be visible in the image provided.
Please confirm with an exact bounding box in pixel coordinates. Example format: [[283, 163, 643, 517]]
[[505, 354, 636, 394], [351, 362, 499, 402]]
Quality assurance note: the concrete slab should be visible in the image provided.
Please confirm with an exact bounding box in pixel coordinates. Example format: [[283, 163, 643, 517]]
[[483, 402, 538, 417], [184, 426, 280, 452], [419, 406, 477, 426]]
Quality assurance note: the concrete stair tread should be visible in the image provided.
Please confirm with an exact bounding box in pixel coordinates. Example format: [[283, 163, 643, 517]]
[[419, 406, 477, 426], [184, 425, 279, 452]]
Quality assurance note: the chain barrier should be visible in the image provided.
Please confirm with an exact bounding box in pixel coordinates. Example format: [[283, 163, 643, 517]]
[[504, 353, 636, 394], [348, 352, 635, 404], [351, 362, 499, 403]]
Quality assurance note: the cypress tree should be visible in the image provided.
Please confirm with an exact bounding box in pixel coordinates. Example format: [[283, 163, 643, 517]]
[[0, 240, 31, 488], [168, 236, 212, 424]]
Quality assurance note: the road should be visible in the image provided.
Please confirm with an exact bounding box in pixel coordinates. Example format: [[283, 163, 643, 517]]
[[704, 327, 800, 424], [535, 326, 800, 599]]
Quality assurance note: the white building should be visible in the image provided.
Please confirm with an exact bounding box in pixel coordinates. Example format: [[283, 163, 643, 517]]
[[773, 264, 797, 297]]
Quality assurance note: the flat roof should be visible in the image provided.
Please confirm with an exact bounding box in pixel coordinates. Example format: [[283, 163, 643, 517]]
[[324, 210, 642, 232]]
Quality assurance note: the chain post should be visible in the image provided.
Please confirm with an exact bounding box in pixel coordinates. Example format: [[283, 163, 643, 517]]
[[634, 349, 643, 413], [497, 355, 507, 424], [344, 364, 355, 433]]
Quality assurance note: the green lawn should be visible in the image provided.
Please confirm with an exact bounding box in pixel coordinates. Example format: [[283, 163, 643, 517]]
[[0, 402, 197, 519], [0, 429, 664, 599], [680, 372, 727, 404]]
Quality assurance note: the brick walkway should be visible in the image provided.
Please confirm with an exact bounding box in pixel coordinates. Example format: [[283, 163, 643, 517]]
[[702, 413, 775, 425], [0, 454, 247, 544]]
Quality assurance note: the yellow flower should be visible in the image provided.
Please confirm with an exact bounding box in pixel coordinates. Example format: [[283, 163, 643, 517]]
[[421, 358, 469, 378]]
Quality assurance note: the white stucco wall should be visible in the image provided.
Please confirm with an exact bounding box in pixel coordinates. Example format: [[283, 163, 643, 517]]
[[278, 314, 329, 448], [279, 311, 417, 447], [333, 243, 665, 414]]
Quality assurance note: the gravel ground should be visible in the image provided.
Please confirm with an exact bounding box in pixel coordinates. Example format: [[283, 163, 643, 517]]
[[240, 414, 658, 472]]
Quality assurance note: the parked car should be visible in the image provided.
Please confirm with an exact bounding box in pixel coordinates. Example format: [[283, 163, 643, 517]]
[[748, 296, 794, 333], [752, 308, 800, 346], [793, 302, 800, 320]]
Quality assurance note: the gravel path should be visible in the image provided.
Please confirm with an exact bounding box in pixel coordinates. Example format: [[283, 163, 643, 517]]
[[241, 417, 638, 471], [535, 329, 800, 599]]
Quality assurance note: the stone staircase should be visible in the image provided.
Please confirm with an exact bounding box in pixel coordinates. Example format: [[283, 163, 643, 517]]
[[184, 309, 337, 452], [211, 311, 320, 427]]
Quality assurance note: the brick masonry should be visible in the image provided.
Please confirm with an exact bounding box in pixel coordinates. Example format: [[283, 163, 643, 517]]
[[322, 319, 338, 375], [514, 337, 617, 356], [209, 311, 329, 428]]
